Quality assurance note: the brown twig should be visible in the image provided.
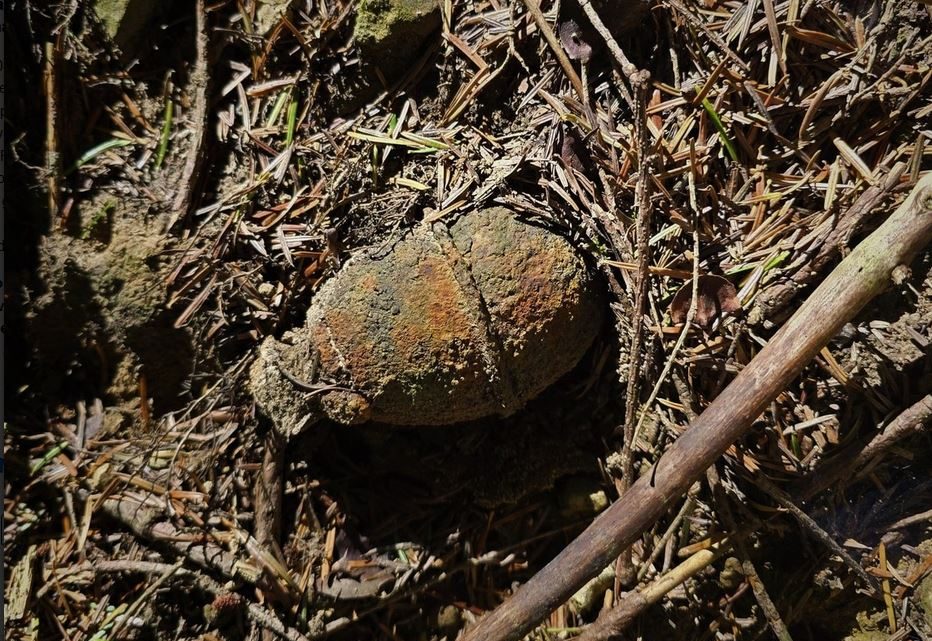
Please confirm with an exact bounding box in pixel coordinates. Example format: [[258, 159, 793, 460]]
[[576, 535, 734, 641], [576, 0, 635, 108], [520, 0, 589, 113], [707, 465, 794, 641], [44, 38, 62, 217], [167, 0, 211, 230], [753, 474, 879, 593], [798, 393, 932, 501], [617, 70, 654, 586], [460, 175, 932, 641]]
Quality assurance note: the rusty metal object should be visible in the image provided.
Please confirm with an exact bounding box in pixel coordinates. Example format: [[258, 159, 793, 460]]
[[249, 207, 603, 435]]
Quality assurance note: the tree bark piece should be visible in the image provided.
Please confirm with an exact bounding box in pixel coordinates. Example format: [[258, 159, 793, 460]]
[[460, 173, 932, 641]]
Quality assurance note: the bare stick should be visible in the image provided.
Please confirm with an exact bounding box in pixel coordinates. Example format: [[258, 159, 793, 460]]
[[576, 536, 733, 641], [520, 0, 588, 109], [708, 466, 793, 641], [167, 0, 211, 230], [460, 173, 932, 641], [754, 474, 878, 593], [576, 0, 635, 108], [44, 39, 62, 217], [577, 0, 637, 78], [798, 393, 932, 500], [616, 71, 654, 586]]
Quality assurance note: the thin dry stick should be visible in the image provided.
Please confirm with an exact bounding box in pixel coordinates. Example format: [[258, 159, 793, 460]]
[[755, 474, 878, 593], [460, 173, 932, 641], [632, 145, 702, 448], [576, 535, 734, 641], [167, 0, 211, 230], [577, 0, 636, 75], [621, 73, 655, 448], [799, 393, 932, 500], [44, 38, 62, 217], [108, 560, 184, 639], [519, 0, 589, 112], [636, 483, 699, 582], [576, 0, 635, 108], [708, 465, 793, 641], [617, 72, 654, 586]]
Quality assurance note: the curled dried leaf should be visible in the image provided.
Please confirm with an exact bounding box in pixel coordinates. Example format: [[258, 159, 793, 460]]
[[559, 20, 593, 62], [670, 274, 742, 330], [560, 128, 591, 173]]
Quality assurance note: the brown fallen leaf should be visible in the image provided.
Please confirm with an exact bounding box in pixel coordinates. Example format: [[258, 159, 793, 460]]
[[670, 274, 742, 329], [560, 128, 591, 173]]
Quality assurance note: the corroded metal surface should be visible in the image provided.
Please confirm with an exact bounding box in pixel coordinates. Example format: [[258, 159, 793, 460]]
[[250, 207, 603, 432]]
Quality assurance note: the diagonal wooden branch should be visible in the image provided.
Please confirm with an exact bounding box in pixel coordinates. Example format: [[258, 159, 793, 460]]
[[751, 163, 907, 325], [521, 0, 586, 100], [460, 173, 932, 641]]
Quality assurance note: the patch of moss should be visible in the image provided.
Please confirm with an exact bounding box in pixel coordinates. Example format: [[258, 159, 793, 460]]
[[355, 0, 438, 44], [918, 573, 932, 627], [93, 0, 159, 51], [354, 0, 440, 76], [80, 199, 115, 242]]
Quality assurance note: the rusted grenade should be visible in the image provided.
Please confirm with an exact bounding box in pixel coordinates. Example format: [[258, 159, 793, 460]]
[[249, 207, 603, 436]]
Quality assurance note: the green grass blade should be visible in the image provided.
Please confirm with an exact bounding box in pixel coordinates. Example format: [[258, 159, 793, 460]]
[[702, 98, 738, 162], [155, 98, 174, 170]]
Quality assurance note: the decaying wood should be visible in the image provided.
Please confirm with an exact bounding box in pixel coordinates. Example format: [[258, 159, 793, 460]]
[[460, 173, 932, 641]]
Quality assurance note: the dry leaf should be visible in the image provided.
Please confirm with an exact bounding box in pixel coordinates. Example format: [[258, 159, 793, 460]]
[[560, 128, 591, 173], [670, 274, 742, 329]]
